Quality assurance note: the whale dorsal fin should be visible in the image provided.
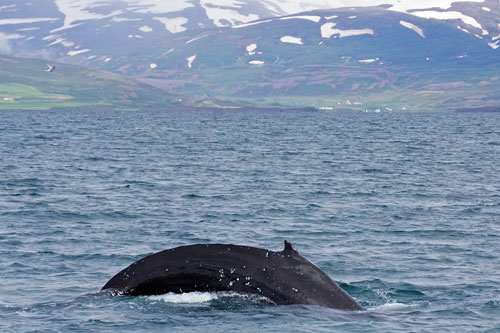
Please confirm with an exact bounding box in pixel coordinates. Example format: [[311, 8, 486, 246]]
[[283, 240, 299, 255]]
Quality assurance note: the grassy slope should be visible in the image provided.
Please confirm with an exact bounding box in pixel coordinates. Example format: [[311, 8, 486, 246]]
[[0, 55, 178, 110]]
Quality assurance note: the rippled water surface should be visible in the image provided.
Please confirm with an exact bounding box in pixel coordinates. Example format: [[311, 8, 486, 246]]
[[0, 109, 499, 332]]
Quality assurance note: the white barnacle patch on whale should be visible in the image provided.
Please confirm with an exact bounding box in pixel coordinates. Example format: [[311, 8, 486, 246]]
[[150, 292, 218, 303]]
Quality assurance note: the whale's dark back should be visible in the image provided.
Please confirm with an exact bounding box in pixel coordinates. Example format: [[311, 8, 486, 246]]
[[102, 241, 364, 310]]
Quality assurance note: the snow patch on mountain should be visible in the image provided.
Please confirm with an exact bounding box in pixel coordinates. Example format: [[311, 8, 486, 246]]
[[48, 37, 75, 47], [232, 19, 272, 29], [128, 0, 193, 13], [359, 58, 379, 63], [111, 17, 141, 23], [246, 43, 257, 55], [321, 22, 374, 39], [280, 36, 303, 45], [0, 18, 60, 25], [186, 33, 209, 44], [201, 1, 258, 27], [154, 17, 188, 33], [411, 10, 488, 35], [52, 0, 123, 32], [0, 32, 23, 40], [17, 27, 41, 32], [400, 20, 425, 38], [139, 25, 153, 32], [0, 5, 16, 12], [163, 49, 174, 56], [489, 40, 499, 49], [68, 49, 90, 56], [187, 54, 197, 68], [279, 15, 321, 23], [457, 25, 471, 34], [249, 60, 264, 65], [388, 0, 486, 12], [260, 0, 487, 15]]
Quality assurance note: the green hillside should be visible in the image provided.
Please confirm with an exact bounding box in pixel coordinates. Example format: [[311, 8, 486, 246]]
[[0, 55, 179, 110]]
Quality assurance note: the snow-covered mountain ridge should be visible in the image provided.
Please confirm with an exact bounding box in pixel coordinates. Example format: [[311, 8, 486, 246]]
[[0, 0, 498, 60]]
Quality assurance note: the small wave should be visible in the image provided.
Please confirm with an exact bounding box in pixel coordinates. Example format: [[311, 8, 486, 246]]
[[481, 300, 500, 314], [361, 168, 384, 173], [371, 302, 411, 311], [181, 194, 205, 199], [148, 291, 274, 305], [149, 292, 219, 304]]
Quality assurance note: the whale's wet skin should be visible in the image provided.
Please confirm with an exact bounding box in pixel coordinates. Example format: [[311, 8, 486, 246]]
[[101, 241, 364, 310], [1, 109, 499, 332]]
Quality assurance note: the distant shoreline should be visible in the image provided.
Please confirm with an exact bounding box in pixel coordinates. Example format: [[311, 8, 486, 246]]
[[456, 107, 500, 113]]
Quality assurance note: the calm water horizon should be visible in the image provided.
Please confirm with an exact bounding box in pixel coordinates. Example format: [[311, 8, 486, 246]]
[[0, 109, 499, 332]]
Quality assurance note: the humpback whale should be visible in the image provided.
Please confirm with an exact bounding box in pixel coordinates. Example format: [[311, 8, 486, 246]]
[[102, 241, 364, 310]]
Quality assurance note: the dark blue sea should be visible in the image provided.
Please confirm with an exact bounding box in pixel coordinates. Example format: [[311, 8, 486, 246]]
[[0, 109, 499, 332]]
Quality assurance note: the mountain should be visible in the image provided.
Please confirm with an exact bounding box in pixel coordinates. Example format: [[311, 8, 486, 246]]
[[1, 1, 499, 110], [124, 6, 499, 110], [0, 55, 180, 110], [1, 0, 498, 64]]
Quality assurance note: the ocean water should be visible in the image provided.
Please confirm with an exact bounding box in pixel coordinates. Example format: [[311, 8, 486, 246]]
[[0, 109, 499, 332]]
